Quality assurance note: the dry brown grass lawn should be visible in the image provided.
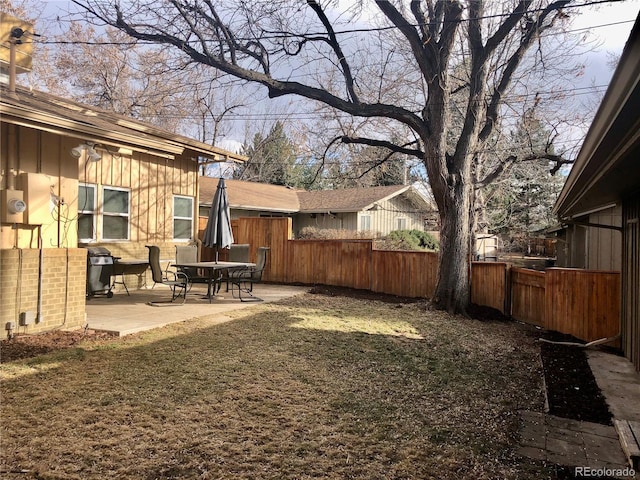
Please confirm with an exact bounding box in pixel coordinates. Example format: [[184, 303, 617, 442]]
[[1, 292, 552, 479]]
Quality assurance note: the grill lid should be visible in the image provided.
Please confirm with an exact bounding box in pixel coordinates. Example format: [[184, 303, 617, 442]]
[[86, 246, 112, 257]]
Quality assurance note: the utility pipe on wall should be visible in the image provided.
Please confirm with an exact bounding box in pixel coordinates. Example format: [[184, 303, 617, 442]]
[[37, 226, 43, 324]]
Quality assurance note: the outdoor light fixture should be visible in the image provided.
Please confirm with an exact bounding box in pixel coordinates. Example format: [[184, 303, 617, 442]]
[[71, 142, 102, 162]]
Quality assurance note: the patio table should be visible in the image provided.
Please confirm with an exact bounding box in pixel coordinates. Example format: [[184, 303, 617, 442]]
[[171, 261, 255, 303], [112, 259, 149, 295]]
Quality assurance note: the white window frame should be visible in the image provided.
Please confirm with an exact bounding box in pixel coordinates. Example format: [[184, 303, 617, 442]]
[[101, 186, 130, 241], [173, 195, 194, 241], [360, 214, 372, 231], [396, 217, 407, 230], [78, 183, 97, 242]]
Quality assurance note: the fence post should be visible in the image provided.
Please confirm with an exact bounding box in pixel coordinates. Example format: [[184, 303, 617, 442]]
[[505, 263, 512, 317]]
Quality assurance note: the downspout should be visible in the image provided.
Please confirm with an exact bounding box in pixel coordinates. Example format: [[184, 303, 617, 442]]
[[37, 225, 43, 324], [539, 335, 621, 348]]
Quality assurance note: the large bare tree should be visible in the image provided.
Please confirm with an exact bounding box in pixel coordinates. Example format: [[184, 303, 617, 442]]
[[70, 0, 583, 313]]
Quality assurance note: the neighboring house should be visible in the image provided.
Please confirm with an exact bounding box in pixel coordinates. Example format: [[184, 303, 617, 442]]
[[553, 16, 640, 371], [200, 178, 299, 219], [0, 84, 245, 333], [296, 184, 436, 236], [199, 178, 437, 237]]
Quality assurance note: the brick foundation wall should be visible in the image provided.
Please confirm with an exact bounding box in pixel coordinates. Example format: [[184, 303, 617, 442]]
[[1, 248, 87, 334]]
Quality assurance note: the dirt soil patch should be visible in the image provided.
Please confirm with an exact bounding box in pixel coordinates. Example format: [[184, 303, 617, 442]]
[[539, 331, 613, 425], [1, 329, 115, 363], [465, 303, 614, 427]]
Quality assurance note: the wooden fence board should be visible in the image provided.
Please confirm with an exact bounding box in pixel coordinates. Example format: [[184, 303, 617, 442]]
[[371, 250, 437, 298], [511, 268, 545, 327], [471, 262, 509, 314], [545, 268, 620, 342]]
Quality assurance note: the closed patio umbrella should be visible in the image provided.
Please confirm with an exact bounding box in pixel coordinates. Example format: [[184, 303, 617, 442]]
[[203, 177, 234, 262]]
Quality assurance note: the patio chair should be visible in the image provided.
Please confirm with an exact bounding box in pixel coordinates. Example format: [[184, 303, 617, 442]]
[[228, 246, 269, 302], [146, 245, 188, 305], [219, 243, 250, 292], [175, 245, 211, 290]]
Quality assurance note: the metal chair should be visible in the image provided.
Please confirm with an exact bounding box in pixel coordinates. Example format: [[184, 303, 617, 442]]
[[228, 247, 269, 302], [175, 245, 210, 290], [219, 243, 250, 292], [146, 245, 188, 305]]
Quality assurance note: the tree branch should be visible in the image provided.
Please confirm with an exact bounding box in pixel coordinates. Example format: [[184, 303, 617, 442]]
[[307, 0, 359, 103], [339, 136, 424, 159], [76, 1, 429, 135], [478, 0, 572, 143], [476, 152, 573, 188], [375, 0, 436, 82]]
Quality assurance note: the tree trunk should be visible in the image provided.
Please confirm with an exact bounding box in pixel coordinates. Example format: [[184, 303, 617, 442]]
[[432, 179, 472, 314]]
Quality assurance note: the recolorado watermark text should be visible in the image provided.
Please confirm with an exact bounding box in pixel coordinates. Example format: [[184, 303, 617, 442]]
[[575, 466, 636, 478]]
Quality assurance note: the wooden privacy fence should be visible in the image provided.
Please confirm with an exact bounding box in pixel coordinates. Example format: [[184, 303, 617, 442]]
[[511, 268, 545, 327], [473, 262, 620, 343], [471, 262, 510, 314], [200, 217, 439, 296], [372, 250, 438, 298], [200, 217, 620, 344]]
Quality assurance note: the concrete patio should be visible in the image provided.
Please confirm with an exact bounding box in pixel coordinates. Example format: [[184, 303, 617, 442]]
[[85, 283, 309, 336]]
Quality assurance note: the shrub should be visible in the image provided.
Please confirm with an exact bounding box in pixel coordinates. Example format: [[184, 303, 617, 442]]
[[295, 227, 438, 252], [378, 230, 439, 251], [297, 227, 379, 240]]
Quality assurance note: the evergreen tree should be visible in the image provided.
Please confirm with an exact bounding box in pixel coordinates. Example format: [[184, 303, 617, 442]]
[[236, 121, 298, 186], [485, 111, 564, 236]]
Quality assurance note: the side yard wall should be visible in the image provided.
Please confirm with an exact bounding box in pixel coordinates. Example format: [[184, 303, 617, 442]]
[[1, 248, 87, 334]]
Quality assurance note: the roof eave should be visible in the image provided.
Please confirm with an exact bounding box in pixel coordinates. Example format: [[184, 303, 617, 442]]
[[1, 87, 248, 163]]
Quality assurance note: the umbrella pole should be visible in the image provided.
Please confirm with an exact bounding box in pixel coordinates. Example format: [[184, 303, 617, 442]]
[[215, 249, 219, 263]]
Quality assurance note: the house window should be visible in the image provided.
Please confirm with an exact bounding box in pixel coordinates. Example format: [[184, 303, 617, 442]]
[[173, 195, 194, 240], [360, 214, 371, 231], [396, 217, 407, 230], [78, 183, 96, 242], [102, 186, 130, 240]]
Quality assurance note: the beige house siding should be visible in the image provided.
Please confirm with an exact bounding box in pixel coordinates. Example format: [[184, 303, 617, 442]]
[[1, 123, 199, 333], [229, 209, 289, 219], [80, 151, 198, 246], [368, 195, 425, 235], [555, 205, 623, 271], [294, 195, 426, 236], [296, 212, 358, 233]]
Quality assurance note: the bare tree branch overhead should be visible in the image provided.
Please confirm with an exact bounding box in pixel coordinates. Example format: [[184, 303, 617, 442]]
[[70, 0, 584, 313]]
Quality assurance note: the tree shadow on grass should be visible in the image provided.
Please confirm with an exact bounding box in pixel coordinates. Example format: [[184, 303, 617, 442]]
[[1, 292, 553, 479]]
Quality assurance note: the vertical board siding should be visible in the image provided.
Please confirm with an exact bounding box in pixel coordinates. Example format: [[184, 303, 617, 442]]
[[511, 268, 546, 327], [471, 262, 509, 314], [622, 194, 640, 370]]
